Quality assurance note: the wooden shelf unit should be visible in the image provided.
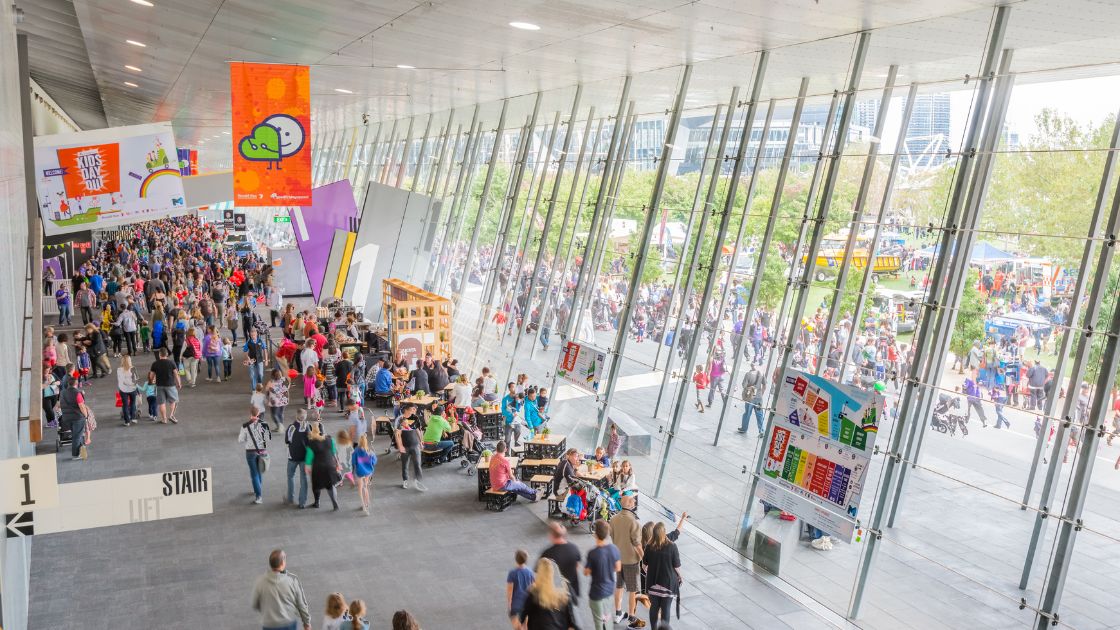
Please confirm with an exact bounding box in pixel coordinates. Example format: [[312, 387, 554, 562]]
[[381, 278, 453, 362]]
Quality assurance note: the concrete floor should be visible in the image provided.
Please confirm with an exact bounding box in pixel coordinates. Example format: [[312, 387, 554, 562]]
[[27, 318, 835, 630]]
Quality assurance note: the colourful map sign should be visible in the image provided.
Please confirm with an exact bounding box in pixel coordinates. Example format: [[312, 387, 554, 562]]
[[757, 369, 885, 543], [34, 122, 186, 236], [556, 340, 606, 393]]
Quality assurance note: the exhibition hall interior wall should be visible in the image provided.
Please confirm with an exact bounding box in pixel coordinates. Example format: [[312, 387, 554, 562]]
[[0, 3, 34, 627]]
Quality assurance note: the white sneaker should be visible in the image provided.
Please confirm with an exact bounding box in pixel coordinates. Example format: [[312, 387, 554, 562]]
[[811, 537, 827, 550], [614, 610, 627, 624], [252, 497, 262, 504], [821, 536, 833, 550], [401, 480, 410, 489], [414, 481, 428, 492]]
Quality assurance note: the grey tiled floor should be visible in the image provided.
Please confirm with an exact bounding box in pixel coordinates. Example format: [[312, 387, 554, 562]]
[[27, 320, 835, 630]]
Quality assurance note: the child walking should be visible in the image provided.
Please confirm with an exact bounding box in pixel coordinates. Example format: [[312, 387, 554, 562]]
[[335, 430, 355, 489], [351, 434, 376, 516], [506, 549, 535, 630], [221, 337, 233, 380], [141, 372, 157, 420], [692, 364, 709, 412]]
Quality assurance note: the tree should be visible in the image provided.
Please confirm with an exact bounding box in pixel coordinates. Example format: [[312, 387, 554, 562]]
[[949, 269, 986, 360]]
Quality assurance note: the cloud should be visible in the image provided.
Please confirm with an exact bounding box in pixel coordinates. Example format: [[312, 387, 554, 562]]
[[238, 123, 280, 161]]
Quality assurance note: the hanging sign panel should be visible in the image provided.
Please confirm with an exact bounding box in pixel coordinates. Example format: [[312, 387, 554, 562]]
[[230, 62, 312, 207], [556, 340, 606, 393], [4, 468, 212, 539], [757, 369, 884, 543], [34, 122, 187, 236]]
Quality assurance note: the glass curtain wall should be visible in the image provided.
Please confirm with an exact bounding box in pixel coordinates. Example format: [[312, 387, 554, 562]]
[[318, 1, 1120, 626]]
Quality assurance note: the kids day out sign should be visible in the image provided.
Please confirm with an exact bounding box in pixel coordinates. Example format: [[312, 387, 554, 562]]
[[34, 122, 187, 236], [757, 370, 885, 543]]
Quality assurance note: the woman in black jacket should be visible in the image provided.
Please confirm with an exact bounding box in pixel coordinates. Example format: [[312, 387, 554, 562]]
[[519, 558, 581, 630], [643, 522, 682, 628], [304, 423, 341, 511]]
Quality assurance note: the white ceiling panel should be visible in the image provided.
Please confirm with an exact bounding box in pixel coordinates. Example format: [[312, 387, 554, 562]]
[[18, 0, 1120, 165]]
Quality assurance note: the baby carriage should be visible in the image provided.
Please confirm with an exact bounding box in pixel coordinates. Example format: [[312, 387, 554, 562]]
[[458, 416, 495, 476], [562, 479, 620, 534]]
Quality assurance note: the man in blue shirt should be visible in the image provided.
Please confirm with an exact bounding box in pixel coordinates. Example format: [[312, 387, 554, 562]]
[[373, 360, 393, 395], [584, 520, 621, 630]]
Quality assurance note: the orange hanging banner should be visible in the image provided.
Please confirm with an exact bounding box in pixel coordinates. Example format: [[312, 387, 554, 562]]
[[230, 62, 312, 206]]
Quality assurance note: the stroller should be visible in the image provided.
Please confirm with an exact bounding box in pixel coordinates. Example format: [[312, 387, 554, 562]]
[[457, 412, 495, 476], [930, 392, 968, 437], [562, 479, 621, 534]]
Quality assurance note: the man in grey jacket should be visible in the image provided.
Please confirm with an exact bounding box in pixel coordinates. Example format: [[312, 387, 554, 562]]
[[251, 549, 311, 630]]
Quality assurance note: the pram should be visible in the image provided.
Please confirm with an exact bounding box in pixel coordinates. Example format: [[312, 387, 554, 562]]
[[457, 414, 495, 476], [561, 479, 621, 534]]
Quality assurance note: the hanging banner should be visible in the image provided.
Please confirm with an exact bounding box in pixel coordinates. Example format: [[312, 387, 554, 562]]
[[34, 122, 187, 236], [756, 369, 885, 543], [230, 62, 311, 207], [289, 179, 359, 302], [556, 340, 606, 394]]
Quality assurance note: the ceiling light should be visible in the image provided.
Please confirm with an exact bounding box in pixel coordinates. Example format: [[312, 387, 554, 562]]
[[509, 21, 540, 31], [124, 81, 138, 87], [126, 39, 147, 47], [130, 0, 154, 6], [334, 88, 353, 94], [125, 65, 142, 72], [396, 64, 415, 69]]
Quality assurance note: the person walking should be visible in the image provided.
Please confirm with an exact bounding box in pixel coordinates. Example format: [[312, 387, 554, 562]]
[[55, 283, 72, 326], [182, 327, 201, 387], [304, 423, 341, 510], [394, 404, 426, 492], [245, 327, 268, 393], [116, 355, 139, 426], [540, 522, 582, 604], [266, 368, 290, 432], [519, 558, 582, 630], [75, 281, 96, 325], [284, 409, 318, 508], [114, 305, 139, 355], [963, 368, 988, 428], [202, 325, 223, 382], [149, 348, 181, 424], [642, 522, 682, 629], [737, 363, 765, 436], [585, 520, 621, 630], [251, 549, 311, 630], [352, 434, 377, 515], [610, 495, 644, 629], [238, 408, 272, 504], [58, 370, 91, 461]]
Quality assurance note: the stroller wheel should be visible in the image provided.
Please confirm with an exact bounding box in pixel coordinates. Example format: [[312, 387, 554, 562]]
[[460, 460, 468, 468], [467, 468, 475, 476]]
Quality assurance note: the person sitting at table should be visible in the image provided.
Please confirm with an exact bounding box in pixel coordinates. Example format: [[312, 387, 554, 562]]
[[370, 359, 393, 396], [552, 448, 580, 497], [490, 441, 537, 501], [450, 374, 473, 412], [481, 366, 499, 401], [446, 358, 460, 381], [524, 388, 545, 437], [421, 403, 456, 464], [584, 446, 610, 468], [429, 359, 450, 394], [471, 385, 487, 409], [408, 363, 430, 395], [610, 459, 638, 494]]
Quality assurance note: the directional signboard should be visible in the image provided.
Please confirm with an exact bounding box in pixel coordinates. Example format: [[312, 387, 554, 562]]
[[0, 455, 59, 513]]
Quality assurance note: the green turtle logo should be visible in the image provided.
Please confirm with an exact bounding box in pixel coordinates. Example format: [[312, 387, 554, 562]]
[[238, 114, 306, 170]]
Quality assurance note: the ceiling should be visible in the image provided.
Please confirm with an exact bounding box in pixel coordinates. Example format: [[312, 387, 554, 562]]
[[17, 0, 1120, 162]]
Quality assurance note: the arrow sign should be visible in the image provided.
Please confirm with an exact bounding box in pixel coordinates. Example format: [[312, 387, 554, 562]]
[[5, 512, 34, 538]]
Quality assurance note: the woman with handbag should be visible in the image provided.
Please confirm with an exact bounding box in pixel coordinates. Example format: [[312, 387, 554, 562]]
[[642, 522, 683, 628], [304, 423, 341, 511], [238, 408, 272, 505], [116, 354, 139, 426]]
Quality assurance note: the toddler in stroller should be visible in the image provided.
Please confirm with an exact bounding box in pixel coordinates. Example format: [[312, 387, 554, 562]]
[[562, 479, 621, 534], [457, 408, 494, 475]]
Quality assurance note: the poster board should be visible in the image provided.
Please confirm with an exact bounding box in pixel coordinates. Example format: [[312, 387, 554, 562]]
[[34, 122, 187, 235], [556, 340, 606, 393], [757, 370, 884, 543]]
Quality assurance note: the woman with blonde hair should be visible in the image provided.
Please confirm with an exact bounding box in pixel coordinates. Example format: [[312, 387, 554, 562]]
[[117, 354, 138, 426], [519, 557, 579, 630], [322, 592, 349, 630], [352, 433, 377, 515]]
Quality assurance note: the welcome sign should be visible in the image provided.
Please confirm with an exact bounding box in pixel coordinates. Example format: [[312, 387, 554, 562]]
[[34, 122, 187, 235]]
